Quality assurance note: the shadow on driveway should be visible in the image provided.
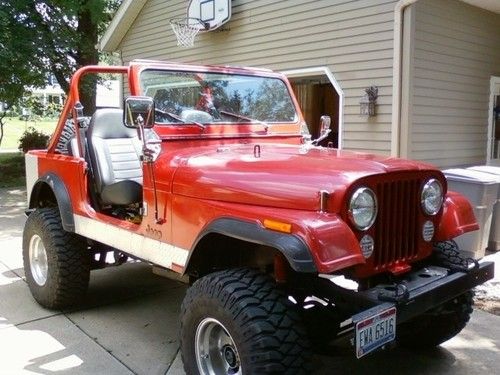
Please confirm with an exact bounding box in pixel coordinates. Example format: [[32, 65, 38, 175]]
[[1, 261, 186, 374]]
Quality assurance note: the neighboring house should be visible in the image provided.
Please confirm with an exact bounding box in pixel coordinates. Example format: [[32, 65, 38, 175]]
[[31, 75, 65, 108], [99, 0, 500, 168], [29, 76, 120, 111]]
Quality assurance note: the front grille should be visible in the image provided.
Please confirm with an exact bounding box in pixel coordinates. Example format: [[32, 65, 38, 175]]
[[346, 170, 445, 277], [373, 178, 422, 268]]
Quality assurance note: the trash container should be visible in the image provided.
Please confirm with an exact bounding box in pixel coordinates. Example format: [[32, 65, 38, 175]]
[[467, 166, 500, 252], [443, 168, 499, 259]]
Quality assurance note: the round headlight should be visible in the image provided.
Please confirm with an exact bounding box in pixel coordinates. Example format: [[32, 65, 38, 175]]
[[348, 187, 377, 230], [421, 179, 443, 215]]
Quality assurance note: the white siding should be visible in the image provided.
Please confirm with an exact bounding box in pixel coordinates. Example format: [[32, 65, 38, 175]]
[[119, 0, 398, 154], [408, 0, 500, 167]]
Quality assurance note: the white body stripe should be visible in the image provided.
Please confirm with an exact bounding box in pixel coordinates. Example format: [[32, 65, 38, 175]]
[[73, 214, 189, 269], [25, 153, 39, 205]]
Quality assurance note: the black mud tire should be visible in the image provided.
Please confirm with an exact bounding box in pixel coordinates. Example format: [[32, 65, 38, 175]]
[[180, 268, 312, 374], [397, 291, 474, 348], [22, 207, 91, 309]]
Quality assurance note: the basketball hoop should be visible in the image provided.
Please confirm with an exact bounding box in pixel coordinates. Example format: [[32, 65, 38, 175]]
[[169, 17, 209, 48]]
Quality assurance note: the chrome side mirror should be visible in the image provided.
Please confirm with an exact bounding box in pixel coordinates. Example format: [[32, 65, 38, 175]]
[[312, 115, 332, 145], [123, 96, 155, 129], [319, 116, 331, 137]]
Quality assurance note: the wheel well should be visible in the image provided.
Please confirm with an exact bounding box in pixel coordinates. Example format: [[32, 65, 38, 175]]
[[30, 182, 57, 208], [185, 233, 283, 278]]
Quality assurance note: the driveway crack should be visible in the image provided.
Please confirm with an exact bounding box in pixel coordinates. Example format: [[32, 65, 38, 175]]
[[164, 348, 180, 375], [64, 314, 138, 375]]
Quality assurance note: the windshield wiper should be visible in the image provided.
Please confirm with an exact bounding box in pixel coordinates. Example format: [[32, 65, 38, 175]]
[[219, 110, 269, 133], [155, 108, 205, 130]]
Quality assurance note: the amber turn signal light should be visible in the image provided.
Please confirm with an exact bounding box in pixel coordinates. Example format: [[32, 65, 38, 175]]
[[263, 219, 292, 233]]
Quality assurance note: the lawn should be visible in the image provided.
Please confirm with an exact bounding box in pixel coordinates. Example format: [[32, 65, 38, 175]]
[[0, 117, 56, 188], [0, 117, 57, 150], [0, 152, 25, 188]]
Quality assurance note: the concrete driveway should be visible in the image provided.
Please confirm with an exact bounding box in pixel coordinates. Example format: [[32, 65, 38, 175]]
[[0, 187, 499, 374]]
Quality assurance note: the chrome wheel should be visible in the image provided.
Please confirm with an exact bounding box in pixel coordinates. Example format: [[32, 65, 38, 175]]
[[195, 317, 242, 375], [29, 234, 48, 286]]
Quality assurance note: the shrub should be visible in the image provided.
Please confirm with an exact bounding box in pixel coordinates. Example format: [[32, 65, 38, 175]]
[[18, 127, 50, 153]]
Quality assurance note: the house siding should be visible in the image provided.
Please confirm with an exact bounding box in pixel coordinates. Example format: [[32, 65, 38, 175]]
[[119, 0, 398, 154], [408, 0, 500, 167]]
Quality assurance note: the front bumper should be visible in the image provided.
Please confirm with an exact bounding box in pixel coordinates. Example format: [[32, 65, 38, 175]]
[[351, 261, 494, 325], [312, 255, 494, 358], [315, 260, 494, 328]]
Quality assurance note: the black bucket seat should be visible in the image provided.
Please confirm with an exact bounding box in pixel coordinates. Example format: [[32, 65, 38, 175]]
[[87, 108, 143, 206]]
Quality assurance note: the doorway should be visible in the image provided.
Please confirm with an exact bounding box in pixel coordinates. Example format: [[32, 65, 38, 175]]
[[488, 77, 500, 164], [283, 67, 343, 148]]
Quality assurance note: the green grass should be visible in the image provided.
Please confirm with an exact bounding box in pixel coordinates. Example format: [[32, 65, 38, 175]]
[[0, 117, 57, 150], [0, 117, 56, 188], [0, 152, 25, 188]]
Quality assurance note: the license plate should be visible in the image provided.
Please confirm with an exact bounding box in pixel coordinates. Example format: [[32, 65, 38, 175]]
[[355, 307, 396, 358]]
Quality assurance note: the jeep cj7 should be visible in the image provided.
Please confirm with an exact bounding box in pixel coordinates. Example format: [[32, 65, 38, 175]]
[[23, 61, 494, 374]]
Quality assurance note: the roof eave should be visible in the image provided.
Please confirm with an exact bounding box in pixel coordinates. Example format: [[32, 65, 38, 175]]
[[98, 0, 148, 52], [461, 0, 500, 14]]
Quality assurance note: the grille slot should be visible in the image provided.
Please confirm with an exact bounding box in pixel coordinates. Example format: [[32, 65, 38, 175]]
[[374, 178, 421, 268]]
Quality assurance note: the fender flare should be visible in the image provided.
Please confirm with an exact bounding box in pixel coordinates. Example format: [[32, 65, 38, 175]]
[[29, 173, 75, 232], [436, 191, 479, 241], [189, 217, 317, 273]]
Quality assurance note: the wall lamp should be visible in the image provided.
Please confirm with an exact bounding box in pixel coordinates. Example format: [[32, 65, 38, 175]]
[[360, 86, 378, 117]]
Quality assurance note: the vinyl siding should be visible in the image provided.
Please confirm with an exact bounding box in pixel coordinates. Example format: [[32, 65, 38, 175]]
[[119, 0, 398, 154], [408, 0, 500, 167]]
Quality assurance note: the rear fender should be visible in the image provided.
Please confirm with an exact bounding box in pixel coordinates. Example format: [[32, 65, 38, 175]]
[[435, 191, 479, 241], [29, 173, 75, 232]]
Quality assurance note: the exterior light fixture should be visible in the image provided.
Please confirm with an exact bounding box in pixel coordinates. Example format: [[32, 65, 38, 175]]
[[360, 86, 378, 117]]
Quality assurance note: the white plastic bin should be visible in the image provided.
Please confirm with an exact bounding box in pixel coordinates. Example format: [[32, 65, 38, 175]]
[[467, 166, 500, 252], [443, 169, 499, 259]]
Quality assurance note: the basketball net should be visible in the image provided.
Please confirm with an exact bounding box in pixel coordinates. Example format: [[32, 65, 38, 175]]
[[170, 18, 207, 48]]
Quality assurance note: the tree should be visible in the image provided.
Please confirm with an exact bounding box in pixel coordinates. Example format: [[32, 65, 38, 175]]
[[0, 0, 120, 117], [0, 4, 46, 146]]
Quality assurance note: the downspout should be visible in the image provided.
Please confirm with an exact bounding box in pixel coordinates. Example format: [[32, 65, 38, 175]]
[[391, 0, 419, 157]]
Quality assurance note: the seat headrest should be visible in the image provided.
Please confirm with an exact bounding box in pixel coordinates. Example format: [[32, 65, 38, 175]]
[[88, 108, 136, 139]]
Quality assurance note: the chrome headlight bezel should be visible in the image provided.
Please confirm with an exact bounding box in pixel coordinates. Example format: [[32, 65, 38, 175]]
[[348, 187, 377, 231], [421, 178, 443, 216]]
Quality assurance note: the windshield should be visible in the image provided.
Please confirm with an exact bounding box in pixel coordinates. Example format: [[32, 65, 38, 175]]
[[140, 70, 298, 125]]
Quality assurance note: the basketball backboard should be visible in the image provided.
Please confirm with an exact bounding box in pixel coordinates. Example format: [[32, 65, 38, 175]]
[[187, 0, 231, 30]]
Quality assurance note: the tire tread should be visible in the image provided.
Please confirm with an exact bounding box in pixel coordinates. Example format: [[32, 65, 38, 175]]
[[23, 207, 90, 309], [180, 268, 312, 374]]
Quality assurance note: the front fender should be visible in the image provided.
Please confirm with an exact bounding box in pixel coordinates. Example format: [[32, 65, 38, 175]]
[[190, 212, 365, 275], [435, 191, 479, 241], [295, 214, 364, 274]]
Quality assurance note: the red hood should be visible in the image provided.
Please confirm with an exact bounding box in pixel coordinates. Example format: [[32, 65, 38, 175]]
[[171, 144, 437, 211]]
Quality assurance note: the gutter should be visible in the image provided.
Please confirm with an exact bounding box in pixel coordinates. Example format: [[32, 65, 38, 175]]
[[391, 0, 420, 157]]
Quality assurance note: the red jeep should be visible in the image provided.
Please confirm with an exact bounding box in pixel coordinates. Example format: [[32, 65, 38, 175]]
[[23, 61, 493, 374]]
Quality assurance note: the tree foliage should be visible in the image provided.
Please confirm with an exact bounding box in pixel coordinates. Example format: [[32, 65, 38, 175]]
[[0, 0, 120, 119], [0, 3, 46, 145]]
